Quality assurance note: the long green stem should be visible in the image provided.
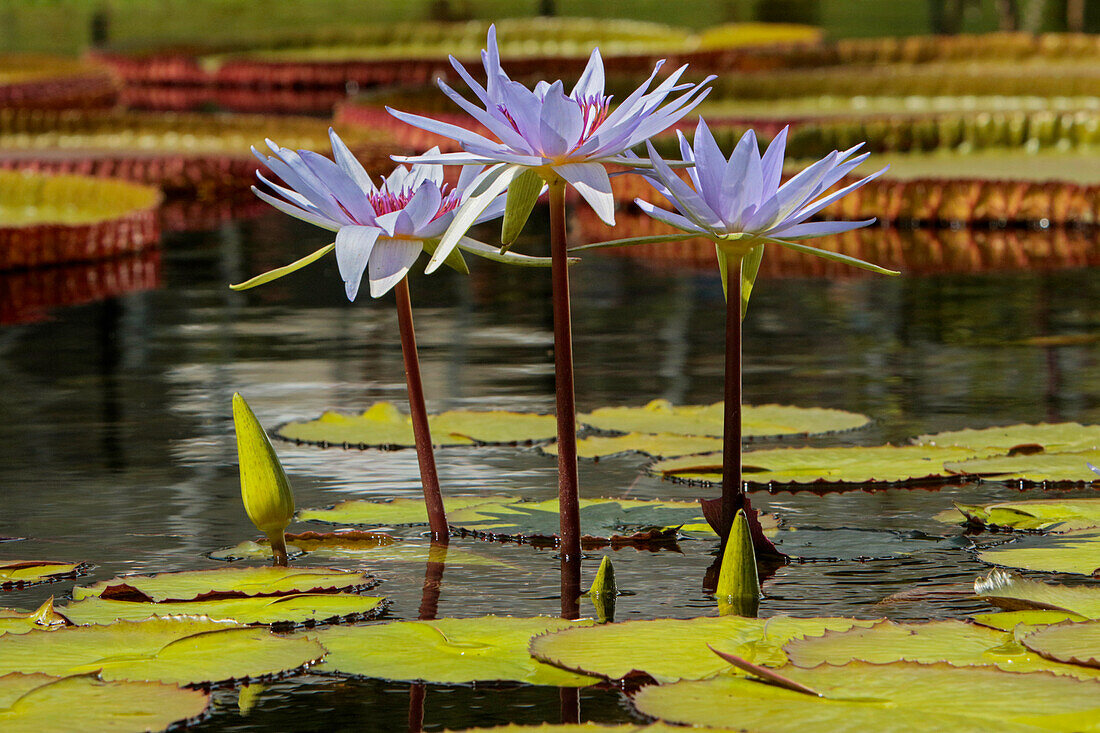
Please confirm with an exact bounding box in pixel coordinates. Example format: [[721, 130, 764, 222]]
[[395, 277, 448, 543], [549, 179, 581, 618]]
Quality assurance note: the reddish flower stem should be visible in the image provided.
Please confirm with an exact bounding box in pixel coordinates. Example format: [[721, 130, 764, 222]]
[[721, 256, 745, 540], [394, 277, 448, 543], [549, 179, 582, 617]]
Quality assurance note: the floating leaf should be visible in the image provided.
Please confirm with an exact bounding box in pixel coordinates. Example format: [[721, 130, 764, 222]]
[[944, 498, 1100, 532], [916, 423, 1100, 454], [652, 445, 987, 486], [59, 593, 386, 627], [209, 532, 510, 567], [0, 561, 88, 588], [944, 451, 1100, 484], [0, 618, 325, 685], [313, 616, 597, 686], [977, 529, 1100, 576], [529, 616, 873, 683], [0, 599, 72, 636], [972, 610, 1086, 633], [975, 569, 1100, 618], [633, 662, 1100, 733], [73, 566, 374, 602], [542, 432, 723, 459], [275, 403, 556, 448], [0, 672, 210, 733], [579, 400, 870, 439], [783, 619, 1100, 679], [1021, 620, 1100, 669], [298, 496, 508, 526]]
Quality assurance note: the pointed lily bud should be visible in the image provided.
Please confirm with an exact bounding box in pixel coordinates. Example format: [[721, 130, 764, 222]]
[[587, 555, 617, 623], [233, 393, 295, 566], [716, 509, 760, 617]]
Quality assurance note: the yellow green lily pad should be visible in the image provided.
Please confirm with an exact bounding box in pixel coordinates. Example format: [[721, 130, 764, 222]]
[[299, 496, 507, 526], [652, 445, 988, 486], [1021, 620, 1100, 669], [209, 532, 510, 567], [0, 561, 88, 588], [579, 400, 870, 439], [542, 432, 723, 459], [0, 618, 325, 685], [977, 529, 1100, 576], [971, 610, 1086, 633], [59, 592, 386, 627], [453, 726, 739, 733], [944, 451, 1100, 484], [633, 662, 1100, 733], [916, 423, 1100, 453], [529, 616, 874, 683], [312, 616, 597, 686], [783, 619, 1100, 679], [0, 599, 71, 635], [941, 498, 1100, 532], [0, 672, 210, 733], [73, 566, 374, 602], [974, 569, 1100, 618], [275, 402, 556, 448]]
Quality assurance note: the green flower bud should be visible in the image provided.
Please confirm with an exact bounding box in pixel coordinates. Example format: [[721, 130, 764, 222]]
[[233, 393, 295, 565]]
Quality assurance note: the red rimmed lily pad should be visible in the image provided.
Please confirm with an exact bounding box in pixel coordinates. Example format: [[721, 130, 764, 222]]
[[73, 566, 374, 603], [1, 560, 90, 589]]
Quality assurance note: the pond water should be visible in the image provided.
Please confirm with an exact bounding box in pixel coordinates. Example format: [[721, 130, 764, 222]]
[[2, 209, 1099, 729]]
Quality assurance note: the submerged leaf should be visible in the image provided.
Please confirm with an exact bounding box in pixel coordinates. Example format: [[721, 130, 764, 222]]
[[974, 569, 1100, 618], [73, 566, 374, 603], [529, 616, 873, 683], [977, 529, 1100, 576], [59, 592, 386, 626], [783, 619, 1100, 679], [653, 445, 988, 485], [579, 400, 870, 439], [944, 498, 1100, 532], [0, 561, 88, 588], [633, 662, 1100, 733], [1021, 620, 1100, 669], [0, 673, 210, 733], [0, 618, 325, 685], [210, 532, 510, 567], [313, 616, 597, 686], [276, 403, 556, 448], [944, 451, 1100, 484]]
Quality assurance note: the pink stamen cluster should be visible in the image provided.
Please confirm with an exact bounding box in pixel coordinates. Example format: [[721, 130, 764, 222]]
[[575, 93, 611, 143], [367, 184, 460, 221]]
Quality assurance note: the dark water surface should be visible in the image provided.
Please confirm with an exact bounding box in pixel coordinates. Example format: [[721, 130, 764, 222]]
[[2, 210, 1099, 730]]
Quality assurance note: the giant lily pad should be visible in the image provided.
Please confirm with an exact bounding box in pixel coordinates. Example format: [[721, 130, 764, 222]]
[[73, 566, 374, 602], [970, 610, 1085, 633], [298, 496, 508, 526], [209, 532, 510, 567], [1, 561, 88, 589], [0, 618, 325, 685], [542, 432, 723, 459], [977, 529, 1100, 576], [313, 616, 597, 686], [59, 593, 386, 627], [275, 403, 557, 448], [0, 672, 210, 732], [578, 400, 870, 439], [529, 616, 874, 683], [916, 423, 1100, 454], [945, 451, 1100, 484], [783, 619, 1100, 679], [942, 498, 1100, 532], [974, 570, 1100, 618], [633, 662, 1100, 733], [1021, 620, 1100, 669], [651, 445, 987, 486]]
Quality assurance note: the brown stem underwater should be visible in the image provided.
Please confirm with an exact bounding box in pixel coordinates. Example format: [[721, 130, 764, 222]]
[[395, 277, 448, 543]]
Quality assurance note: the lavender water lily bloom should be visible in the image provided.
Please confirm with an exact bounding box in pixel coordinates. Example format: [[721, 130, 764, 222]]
[[387, 25, 714, 271], [233, 129, 548, 298]]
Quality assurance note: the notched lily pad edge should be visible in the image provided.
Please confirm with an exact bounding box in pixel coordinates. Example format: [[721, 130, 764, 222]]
[[648, 462, 982, 490], [1, 561, 95, 590], [450, 525, 684, 551]]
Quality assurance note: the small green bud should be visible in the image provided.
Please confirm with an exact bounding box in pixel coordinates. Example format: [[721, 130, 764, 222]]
[[716, 509, 760, 617], [233, 393, 295, 566]]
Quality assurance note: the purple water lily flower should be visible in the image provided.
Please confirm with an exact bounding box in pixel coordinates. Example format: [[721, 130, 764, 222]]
[[387, 25, 714, 272], [238, 129, 544, 299], [637, 118, 890, 257]]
